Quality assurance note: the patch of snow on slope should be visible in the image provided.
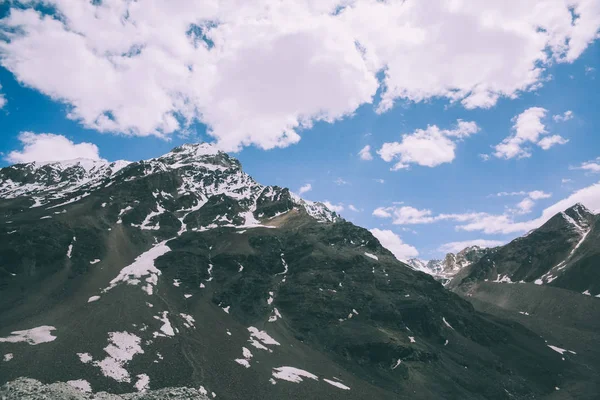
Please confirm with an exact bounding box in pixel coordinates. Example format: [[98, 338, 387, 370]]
[[235, 347, 254, 368], [153, 311, 175, 337], [77, 353, 92, 364], [0, 326, 57, 345], [323, 378, 351, 390], [67, 379, 92, 393], [272, 367, 318, 383], [88, 296, 100, 303], [89, 259, 100, 264], [364, 252, 378, 260], [442, 317, 454, 330], [93, 331, 144, 383], [547, 345, 576, 355], [67, 236, 76, 258], [104, 241, 170, 295], [247, 327, 280, 351], [134, 374, 150, 392], [3, 353, 13, 362], [180, 314, 195, 329]]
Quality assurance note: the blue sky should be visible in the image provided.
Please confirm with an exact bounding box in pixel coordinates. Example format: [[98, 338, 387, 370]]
[[1, 0, 600, 260]]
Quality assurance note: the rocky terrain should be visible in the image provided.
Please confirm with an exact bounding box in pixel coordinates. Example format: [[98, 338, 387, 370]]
[[407, 245, 489, 283], [0, 144, 592, 399]]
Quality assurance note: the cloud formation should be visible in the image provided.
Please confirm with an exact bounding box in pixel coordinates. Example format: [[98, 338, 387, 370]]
[[6, 132, 102, 163], [298, 183, 312, 194], [370, 228, 418, 261], [378, 120, 479, 170], [358, 145, 373, 161], [1, 1, 598, 151], [571, 157, 600, 173], [373, 182, 600, 234], [494, 107, 568, 159]]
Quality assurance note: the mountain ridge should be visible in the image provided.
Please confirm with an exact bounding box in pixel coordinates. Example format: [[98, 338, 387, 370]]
[[0, 143, 588, 399]]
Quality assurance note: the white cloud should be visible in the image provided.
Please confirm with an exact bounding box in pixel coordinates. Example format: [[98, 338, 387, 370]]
[[528, 190, 552, 200], [571, 157, 600, 173], [372, 205, 436, 224], [538, 135, 569, 150], [479, 154, 490, 161], [374, 178, 385, 184], [298, 183, 312, 194], [334, 178, 349, 185], [323, 201, 344, 213], [494, 107, 568, 159], [0, 83, 6, 109], [493, 190, 550, 199], [372, 207, 392, 218], [562, 178, 572, 184], [348, 204, 359, 212], [370, 228, 418, 261], [358, 145, 373, 161], [392, 182, 600, 234], [6, 132, 102, 163], [438, 240, 504, 254], [1, 1, 598, 151], [378, 120, 479, 170], [515, 197, 536, 214], [552, 110, 574, 122]]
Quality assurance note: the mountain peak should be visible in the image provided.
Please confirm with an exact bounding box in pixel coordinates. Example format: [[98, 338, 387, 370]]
[[171, 142, 221, 157]]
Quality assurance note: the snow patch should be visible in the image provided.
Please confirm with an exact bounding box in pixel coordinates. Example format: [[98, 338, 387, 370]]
[[134, 374, 150, 392], [104, 241, 170, 295], [323, 378, 350, 390], [0, 325, 57, 345], [93, 331, 144, 383], [3, 353, 13, 362], [88, 296, 101, 303], [272, 367, 318, 383], [364, 252, 378, 260], [153, 311, 175, 337]]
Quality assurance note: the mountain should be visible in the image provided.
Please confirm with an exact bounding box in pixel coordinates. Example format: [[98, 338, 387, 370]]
[[447, 203, 600, 398], [0, 143, 581, 399], [449, 203, 600, 296], [406, 245, 488, 283]]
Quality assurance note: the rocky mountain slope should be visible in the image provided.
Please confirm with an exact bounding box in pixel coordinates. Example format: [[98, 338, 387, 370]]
[[449, 203, 600, 296], [0, 144, 583, 399], [446, 204, 600, 398], [407, 245, 489, 283]]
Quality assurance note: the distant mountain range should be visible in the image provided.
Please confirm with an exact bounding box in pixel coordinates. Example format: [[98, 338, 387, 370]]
[[0, 144, 597, 399], [406, 245, 489, 284]]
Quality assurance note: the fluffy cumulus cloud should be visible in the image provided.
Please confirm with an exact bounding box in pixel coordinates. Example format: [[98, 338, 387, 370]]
[[1, 1, 598, 151], [358, 145, 373, 161], [6, 132, 102, 163], [373, 205, 436, 224], [438, 240, 504, 254], [378, 120, 479, 170], [375, 182, 600, 235], [298, 183, 312, 194], [571, 157, 600, 173], [552, 110, 574, 122], [370, 228, 418, 261], [494, 107, 569, 159]]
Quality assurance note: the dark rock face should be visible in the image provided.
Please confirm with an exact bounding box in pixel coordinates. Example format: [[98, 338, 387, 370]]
[[450, 203, 600, 296], [0, 144, 575, 399]]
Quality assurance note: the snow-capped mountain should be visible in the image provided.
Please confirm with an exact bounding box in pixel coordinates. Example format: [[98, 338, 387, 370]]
[[0, 143, 338, 225], [449, 203, 600, 296], [406, 245, 488, 283], [0, 144, 583, 399]]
